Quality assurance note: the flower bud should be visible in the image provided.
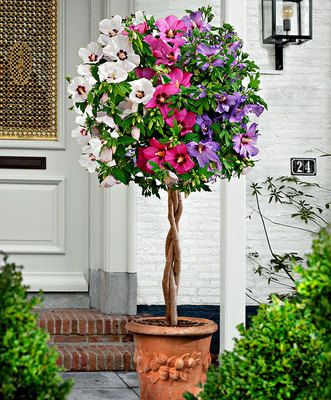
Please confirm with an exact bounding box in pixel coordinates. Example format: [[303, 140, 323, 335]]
[[100, 92, 109, 105], [131, 126, 141, 140]]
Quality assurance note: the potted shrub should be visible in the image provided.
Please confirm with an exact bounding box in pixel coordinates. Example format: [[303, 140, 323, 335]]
[[67, 6, 265, 399]]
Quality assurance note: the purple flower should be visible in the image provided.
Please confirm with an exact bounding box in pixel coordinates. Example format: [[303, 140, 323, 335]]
[[216, 92, 246, 115], [189, 85, 207, 99], [182, 10, 211, 32], [232, 123, 259, 158], [197, 113, 213, 137], [196, 44, 225, 70], [229, 103, 264, 123], [186, 141, 220, 168], [228, 41, 242, 55]]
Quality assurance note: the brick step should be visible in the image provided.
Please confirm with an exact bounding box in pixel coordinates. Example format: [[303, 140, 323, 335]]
[[35, 309, 143, 337], [34, 309, 148, 371], [54, 342, 136, 372]]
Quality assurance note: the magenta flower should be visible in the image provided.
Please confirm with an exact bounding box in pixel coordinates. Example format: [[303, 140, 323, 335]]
[[165, 109, 196, 136], [136, 68, 156, 80], [142, 138, 167, 173], [167, 68, 192, 89], [146, 84, 179, 114], [165, 144, 195, 174], [155, 15, 187, 45], [186, 141, 220, 168], [145, 36, 180, 66], [232, 123, 259, 158]]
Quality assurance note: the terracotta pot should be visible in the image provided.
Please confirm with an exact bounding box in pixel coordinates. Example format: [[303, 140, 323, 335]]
[[126, 317, 218, 400]]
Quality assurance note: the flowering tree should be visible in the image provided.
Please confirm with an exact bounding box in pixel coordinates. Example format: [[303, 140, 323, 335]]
[[67, 6, 266, 325]]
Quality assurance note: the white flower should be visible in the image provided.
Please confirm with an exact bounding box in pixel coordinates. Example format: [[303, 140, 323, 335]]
[[67, 76, 92, 103], [78, 42, 103, 64], [79, 153, 98, 173], [117, 98, 138, 119], [83, 137, 102, 157], [77, 64, 97, 85], [98, 62, 128, 83], [133, 10, 152, 25], [71, 126, 91, 145], [103, 35, 140, 72], [79, 138, 102, 174], [98, 16, 124, 45], [101, 175, 121, 188], [74, 104, 93, 117], [129, 78, 155, 105], [96, 111, 117, 129], [110, 130, 119, 139], [131, 126, 140, 140], [100, 147, 113, 162]]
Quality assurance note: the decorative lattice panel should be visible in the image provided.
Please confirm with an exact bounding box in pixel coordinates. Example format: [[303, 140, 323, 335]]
[[0, 0, 58, 140]]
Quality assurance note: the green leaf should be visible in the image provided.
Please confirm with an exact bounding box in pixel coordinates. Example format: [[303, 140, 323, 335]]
[[112, 168, 129, 184], [117, 136, 137, 145]]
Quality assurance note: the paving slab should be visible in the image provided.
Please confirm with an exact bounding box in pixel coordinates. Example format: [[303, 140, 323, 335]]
[[116, 371, 140, 388], [66, 388, 139, 400], [60, 371, 126, 389]]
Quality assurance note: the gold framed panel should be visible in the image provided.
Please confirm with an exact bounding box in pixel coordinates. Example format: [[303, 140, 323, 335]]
[[0, 0, 58, 140]]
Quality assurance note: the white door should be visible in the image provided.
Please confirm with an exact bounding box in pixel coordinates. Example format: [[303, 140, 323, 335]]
[[0, 0, 95, 291]]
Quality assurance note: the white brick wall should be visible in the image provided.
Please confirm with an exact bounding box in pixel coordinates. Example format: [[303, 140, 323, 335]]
[[135, 0, 331, 305], [245, 0, 331, 304]]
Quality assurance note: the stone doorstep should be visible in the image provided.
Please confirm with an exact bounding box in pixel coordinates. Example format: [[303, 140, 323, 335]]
[[54, 342, 136, 372]]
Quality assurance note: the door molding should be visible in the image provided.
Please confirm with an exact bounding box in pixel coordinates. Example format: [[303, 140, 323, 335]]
[[23, 272, 88, 292], [0, 177, 66, 254]]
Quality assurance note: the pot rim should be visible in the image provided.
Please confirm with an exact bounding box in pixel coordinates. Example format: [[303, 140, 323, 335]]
[[126, 316, 218, 337]]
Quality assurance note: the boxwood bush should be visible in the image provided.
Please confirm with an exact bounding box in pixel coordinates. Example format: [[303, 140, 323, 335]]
[[184, 227, 331, 400], [0, 255, 73, 400]]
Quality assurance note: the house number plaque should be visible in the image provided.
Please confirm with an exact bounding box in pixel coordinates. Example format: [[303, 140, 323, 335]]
[[291, 158, 316, 176]]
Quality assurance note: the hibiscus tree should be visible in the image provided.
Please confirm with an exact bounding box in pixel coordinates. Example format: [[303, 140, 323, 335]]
[[67, 7, 266, 325]]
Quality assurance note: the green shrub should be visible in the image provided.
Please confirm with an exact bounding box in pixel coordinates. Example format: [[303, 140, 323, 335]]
[[0, 256, 73, 400], [184, 228, 331, 400]]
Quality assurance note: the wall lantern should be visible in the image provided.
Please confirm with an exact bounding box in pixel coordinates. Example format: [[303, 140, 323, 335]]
[[262, 0, 312, 70]]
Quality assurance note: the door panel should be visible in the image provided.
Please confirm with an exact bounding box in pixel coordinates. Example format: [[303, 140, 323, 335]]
[[0, 0, 92, 291]]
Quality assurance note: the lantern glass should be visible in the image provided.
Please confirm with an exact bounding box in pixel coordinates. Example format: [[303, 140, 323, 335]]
[[262, 0, 312, 44]]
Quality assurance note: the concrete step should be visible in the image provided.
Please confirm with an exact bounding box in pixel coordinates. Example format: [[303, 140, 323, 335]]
[[34, 309, 145, 371]]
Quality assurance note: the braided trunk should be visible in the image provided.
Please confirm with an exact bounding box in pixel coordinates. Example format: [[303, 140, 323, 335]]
[[162, 189, 183, 326]]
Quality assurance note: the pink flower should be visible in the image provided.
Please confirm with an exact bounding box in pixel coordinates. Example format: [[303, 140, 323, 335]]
[[123, 21, 148, 35], [165, 143, 195, 174], [155, 15, 187, 45], [165, 109, 197, 136], [144, 35, 180, 66], [143, 138, 167, 173], [133, 22, 148, 34], [146, 84, 179, 113], [167, 68, 192, 89]]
